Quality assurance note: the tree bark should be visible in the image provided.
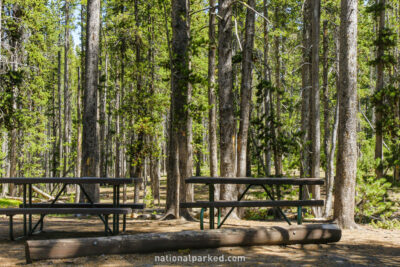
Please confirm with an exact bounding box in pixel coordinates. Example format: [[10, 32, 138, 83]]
[[263, 0, 271, 176], [334, 0, 358, 229], [311, 0, 321, 217], [25, 224, 342, 263], [207, 0, 219, 199], [63, 0, 71, 177], [75, 67, 82, 203], [374, 0, 385, 178], [273, 7, 282, 177], [165, 0, 191, 219], [82, 0, 100, 202], [57, 50, 63, 178], [218, 0, 237, 215], [322, 20, 330, 175], [301, 0, 312, 180], [237, 0, 255, 178]]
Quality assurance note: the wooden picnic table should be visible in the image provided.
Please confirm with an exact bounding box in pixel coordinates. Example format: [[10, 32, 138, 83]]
[[182, 176, 325, 229], [0, 177, 142, 240]]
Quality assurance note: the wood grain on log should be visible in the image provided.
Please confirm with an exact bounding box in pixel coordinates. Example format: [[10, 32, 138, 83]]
[[25, 224, 341, 263]]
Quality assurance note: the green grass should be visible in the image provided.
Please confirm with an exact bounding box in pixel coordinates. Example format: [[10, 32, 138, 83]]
[[0, 198, 22, 208]]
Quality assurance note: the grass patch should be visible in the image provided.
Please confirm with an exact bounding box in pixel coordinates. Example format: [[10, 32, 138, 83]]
[[0, 198, 22, 208]]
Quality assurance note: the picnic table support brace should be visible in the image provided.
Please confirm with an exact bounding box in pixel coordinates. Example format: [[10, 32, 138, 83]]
[[217, 184, 251, 229], [260, 184, 291, 225]]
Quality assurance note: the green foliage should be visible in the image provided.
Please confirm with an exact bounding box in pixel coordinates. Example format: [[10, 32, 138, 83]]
[[0, 198, 22, 208], [355, 176, 394, 223], [144, 187, 154, 209]]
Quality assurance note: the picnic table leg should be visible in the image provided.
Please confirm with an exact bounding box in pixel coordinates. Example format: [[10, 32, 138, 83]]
[[31, 183, 68, 234], [112, 185, 116, 234], [209, 184, 214, 229], [29, 184, 32, 234], [200, 208, 205, 230], [104, 215, 109, 236], [217, 184, 252, 229], [116, 185, 120, 234], [23, 184, 27, 236], [297, 185, 303, 225], [9, 215, 14, 241]]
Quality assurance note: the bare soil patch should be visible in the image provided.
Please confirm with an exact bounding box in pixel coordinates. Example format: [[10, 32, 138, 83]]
[[0, 215, 399, 266]]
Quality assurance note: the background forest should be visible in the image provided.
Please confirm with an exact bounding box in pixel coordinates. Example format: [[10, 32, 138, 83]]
[[0, 0, 399, 229]]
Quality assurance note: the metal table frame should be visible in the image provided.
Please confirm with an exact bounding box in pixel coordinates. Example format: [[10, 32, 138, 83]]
[[0, 177, 139, 237], [185, 177, 324, 230]]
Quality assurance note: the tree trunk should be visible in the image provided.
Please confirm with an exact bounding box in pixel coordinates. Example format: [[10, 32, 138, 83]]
[[165, 0, 191, 219], [82, 0, 100, 202], [236, 0, 256, 217], [63, 0, 71, 178], [374, 0, 385, 178], [237, 0, 255, 178], [301, 0, 312, 181], [334, 0, 358, 229], [75, 67, 82, 203], [218, 0, 237, 216], [263, 0, 271, 176], [311, 0, 321, 217], [57, 50, 63, 178], [324, 28, 340, 218], [322, 20, 330, 176], [273, 7, 282, 177], [208, 0, 218, 199]]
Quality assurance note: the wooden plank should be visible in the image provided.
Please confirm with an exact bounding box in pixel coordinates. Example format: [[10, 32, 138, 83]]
[[19, 203, 145, 209], [180, 200, 324, 208], [0, 177, 141, 185], [0, 208, 132, 215], [185, 176, 324, 185], [25, 224, 341, 263]]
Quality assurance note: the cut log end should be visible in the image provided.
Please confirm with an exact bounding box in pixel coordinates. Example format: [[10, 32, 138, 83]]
[[25, 224, 341, 263]]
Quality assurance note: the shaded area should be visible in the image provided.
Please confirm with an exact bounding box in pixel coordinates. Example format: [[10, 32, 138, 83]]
[[0, 217, 398, 266]]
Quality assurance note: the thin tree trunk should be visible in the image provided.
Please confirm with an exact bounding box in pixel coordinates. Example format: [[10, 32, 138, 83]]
[[63, 0, 71, 177], [263, 0, 271, 176], [75, 67, 82, 203], [375, 0, 386, 178], [237, 0, 256, 217], [57, 50, 63, 177], [82, 0, 101, 202], [237, 0, 255, 178], [311, 0, 321, 217], [322, 20, 330, 175], [324, 101, 338, 218], [274, 22, 282, 177], [334, 0, 358, 229], [208, 0, 219, 199]]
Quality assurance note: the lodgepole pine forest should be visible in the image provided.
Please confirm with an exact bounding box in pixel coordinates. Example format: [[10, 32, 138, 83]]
[[1, 0, 400, 230]]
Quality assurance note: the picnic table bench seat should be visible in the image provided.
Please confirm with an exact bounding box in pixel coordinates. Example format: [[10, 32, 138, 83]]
[[180, 200, 324, 208], [0, 207, 132, 240], [19, 203, 145, 209]]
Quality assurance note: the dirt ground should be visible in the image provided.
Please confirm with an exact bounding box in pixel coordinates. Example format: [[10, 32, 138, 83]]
[[0, 215, 399, 267]]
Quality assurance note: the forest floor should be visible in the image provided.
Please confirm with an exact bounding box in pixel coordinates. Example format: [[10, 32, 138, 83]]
[[0, 185, 399, 266]]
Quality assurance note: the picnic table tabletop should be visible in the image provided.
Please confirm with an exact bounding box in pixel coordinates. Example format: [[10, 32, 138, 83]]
[[0, 177, 141, 185], [185, 176, 324, 185]]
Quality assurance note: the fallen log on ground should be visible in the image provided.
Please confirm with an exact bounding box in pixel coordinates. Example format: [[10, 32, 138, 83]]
[[25, 223, 341, 263]]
